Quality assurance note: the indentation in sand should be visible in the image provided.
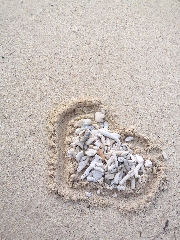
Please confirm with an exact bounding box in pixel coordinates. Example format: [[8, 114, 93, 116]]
[[47, 98, 166, 212]]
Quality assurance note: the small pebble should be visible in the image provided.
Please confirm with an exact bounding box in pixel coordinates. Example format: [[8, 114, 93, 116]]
[[85, 191, 91, 197], [97, 189, 101, 195]]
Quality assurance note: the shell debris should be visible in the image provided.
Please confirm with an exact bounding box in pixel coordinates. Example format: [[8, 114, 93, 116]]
[[85, 192, 91, 197], [67, 110, 153, 195], [125, 136, 134, 142]]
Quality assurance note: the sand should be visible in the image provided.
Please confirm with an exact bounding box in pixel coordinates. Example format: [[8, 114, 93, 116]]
[[1, 0, 180, 239]]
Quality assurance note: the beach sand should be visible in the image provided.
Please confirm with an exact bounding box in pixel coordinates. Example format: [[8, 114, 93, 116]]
[[1, 0, 180, 239]]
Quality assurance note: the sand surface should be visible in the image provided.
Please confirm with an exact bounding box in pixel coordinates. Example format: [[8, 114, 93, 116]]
[[1, 0, 180, 239]]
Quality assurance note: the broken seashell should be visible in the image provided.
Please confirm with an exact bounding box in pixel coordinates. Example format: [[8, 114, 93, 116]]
[[119, 168, 135, 185], [77, 158, 89, 172], [125, 136, 134, 142], [97, 189, 101, 195], [83, 144, 88, 150], [79, 129, 85, 137], [69, 173, 78, 182], [103, 121, 108, 130], [94, 140, 101, 148], [105, 173, 115, 180], [162, 151, 168, 160], [95, 112, 105, 122], [67, 148, 76, 158], [81, 155, 101, 179], [131, 177, 136, 189], [136, 155, 144, 164], [82, 123, 94, 130], [98, 177, 104, 184], [98, 129, 120, 144], [85, 191, 91, 197], [91, 129, 98, 137], [92, 146, 99, 150], [86, 137, 97, 145], [106, 137, 111, 146], [76, 151, 84, 162], [92, 170, 104, 181], [74, 119, 92, 127], [94, 166, 104, 173], [114, 172, 120, 184], [100, 108, 106, 114], [118, 170, 124, 182], [112, 192, 117, 198], [121, 151, 129, 157], [80, 130, 90, 142], [85, 149, 97, 156], [75, 128, 82, 135], [87, 176, 96, 182], [117, 185, 126, 191], [145, 160, 152, 168]]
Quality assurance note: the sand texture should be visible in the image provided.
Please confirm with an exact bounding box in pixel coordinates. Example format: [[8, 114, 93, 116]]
[[1, 0, 180, 239]]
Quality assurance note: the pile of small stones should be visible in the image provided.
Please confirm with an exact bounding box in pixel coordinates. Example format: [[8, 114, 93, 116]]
[[67, 109, 153, 196]]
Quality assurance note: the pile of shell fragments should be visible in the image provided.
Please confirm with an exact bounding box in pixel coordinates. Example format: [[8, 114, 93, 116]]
[[67, 109, 153, 194]]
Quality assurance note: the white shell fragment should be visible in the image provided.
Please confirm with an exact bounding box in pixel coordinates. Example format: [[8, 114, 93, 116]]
[[85, 149, 97, 156], [97, 189, 101, 195], [95, 112, 105, 122], [74, 119, 92, 127], [68, 109, 154, 195], [76, 151, 84, 161], [145, 160, 152, 168], [77, 158, 89, 172], [98, 129, 120, 144], [85, 191, 91, 197], [125, 136, 134, 142], [162, 151, 168, 160], [103, 121, 108, 130]]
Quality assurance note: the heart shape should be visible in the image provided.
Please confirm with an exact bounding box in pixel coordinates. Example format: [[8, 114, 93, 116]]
[[47, 98, 165, 211]]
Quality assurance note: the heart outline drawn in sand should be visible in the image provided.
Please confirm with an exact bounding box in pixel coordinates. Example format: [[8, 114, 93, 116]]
[[47, 98, 166, 212]]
